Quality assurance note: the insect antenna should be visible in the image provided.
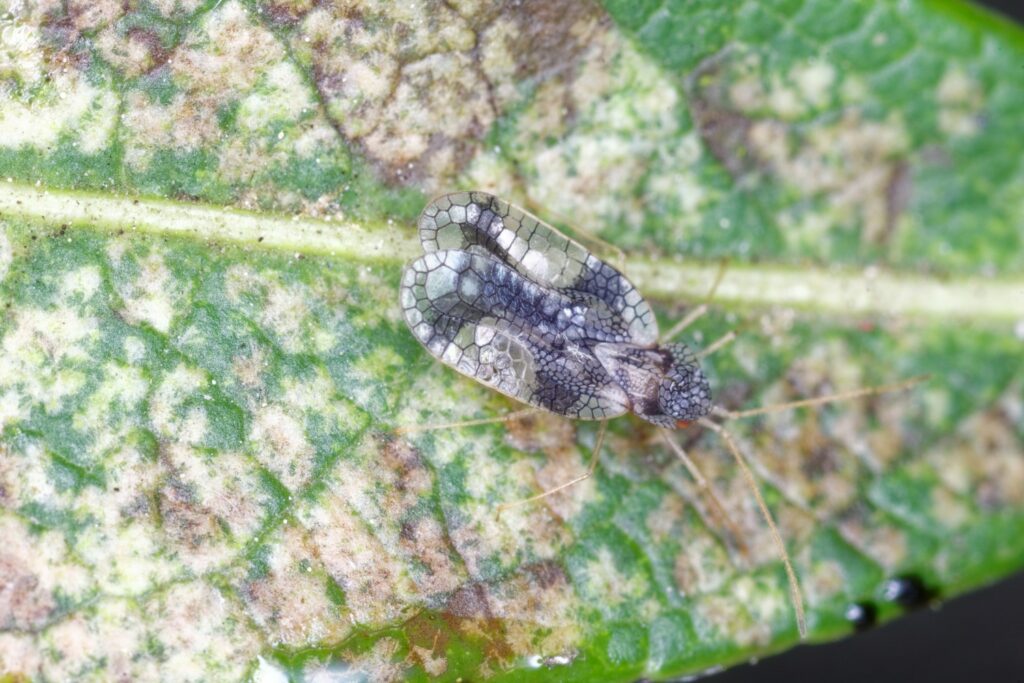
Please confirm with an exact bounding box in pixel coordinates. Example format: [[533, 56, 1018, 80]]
[[697, 417, 807, 639], [712, 375, 929, 421], [396, 408, 541, 435], [496, 420, 609, 519], [695, 330, 737, 360], [662, 304, 709, 343], [661, 259, 728, 343], [660, 430, 750, 559]]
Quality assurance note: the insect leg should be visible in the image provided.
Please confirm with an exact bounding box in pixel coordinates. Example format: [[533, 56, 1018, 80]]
[[661, 259, 729, 343], [396, 408, 542, 434], [695, 330, 737, 360], [698, 417, 808, 639], [712, 375, 929, 421], [659, 430, 750, 559], [495, 420, 609, 517], [661, 304, 710, 344]]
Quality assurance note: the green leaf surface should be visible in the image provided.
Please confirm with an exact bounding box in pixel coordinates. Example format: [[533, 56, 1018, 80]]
[[1, 0, 1023, 680]]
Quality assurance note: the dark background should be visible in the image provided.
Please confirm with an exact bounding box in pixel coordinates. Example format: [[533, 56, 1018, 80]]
[[715, 571, 1024, 682], [981, 0, 1022, 24], [715, 2, 1024, 681]]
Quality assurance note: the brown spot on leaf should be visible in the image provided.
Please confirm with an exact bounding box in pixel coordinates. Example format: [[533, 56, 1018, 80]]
[[403, 611, 454, 676], [0, 555, 57, 632], [686, 53, 758, 177], [32, 0, 115, 75], [524, 558, 565, 589], [495, 0, 610, 88], [837, 508, 909, 570], [315, 637, 408, 683], [66, 0, 122, 32], [380, 435, 432, 493], [249, 404, 315, 491], [928, 394, 1024, 511], [144, 582, 262, 680], [734, 346, 909, 524], [157, 471, 225, 556], [688, 51, 913, 246], [155, 442, 267, 572], [239, 524, 350, 647], [689, 94, 755, 177], [131, 28, 172, 71], [489, 561, 581, 665], [259, 0, 316, 26], [301, 490, 421, 628], [322, 434, 469, 600], [286, 0, 609, 189], [504, 411, 575, 455], [411, 640, 448, 677], [399, 516, 466, 596], [431, 560, 581, 668], [884, 161, 912, 244], [0, 444, 15, 509]]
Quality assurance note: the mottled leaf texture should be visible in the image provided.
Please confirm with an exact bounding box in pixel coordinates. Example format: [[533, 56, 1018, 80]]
[[0, 1, 1023, 681]]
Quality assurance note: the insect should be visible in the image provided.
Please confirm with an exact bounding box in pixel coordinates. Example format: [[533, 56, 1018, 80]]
[[399, 192, 922, 639], [400, 191, 711, 429]]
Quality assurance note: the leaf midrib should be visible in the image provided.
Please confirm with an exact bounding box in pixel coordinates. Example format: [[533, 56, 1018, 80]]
[[2, 182, 1022, 322]]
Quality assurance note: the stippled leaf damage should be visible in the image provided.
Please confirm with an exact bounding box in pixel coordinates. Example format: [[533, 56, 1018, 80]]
[[1, 0, 1023, 680]]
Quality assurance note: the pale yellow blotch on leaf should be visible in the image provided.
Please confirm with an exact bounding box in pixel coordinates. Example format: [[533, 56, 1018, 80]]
[[72, 362, 147, 452], [149, 363, 206, 439], [261, 284, 311, 354], [673, 534, 735, 596], [936, 66, 984, 137], [0, 226, 11, 283], [118, 252, 178, 334], [250, 404, 315, 491], [59, 266, 102, 301], [0, 306, 97, 414], [584, 546, 650, 614], [792, 60, 836, 109]]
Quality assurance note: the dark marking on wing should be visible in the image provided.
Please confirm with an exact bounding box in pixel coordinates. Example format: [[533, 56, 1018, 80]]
[[400, 248, 629, 420], [419, 192, 658, 346]]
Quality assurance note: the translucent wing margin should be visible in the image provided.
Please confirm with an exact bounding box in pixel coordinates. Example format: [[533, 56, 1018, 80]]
[[419, 192, 658, 346], [400, 249, 630, 420]]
